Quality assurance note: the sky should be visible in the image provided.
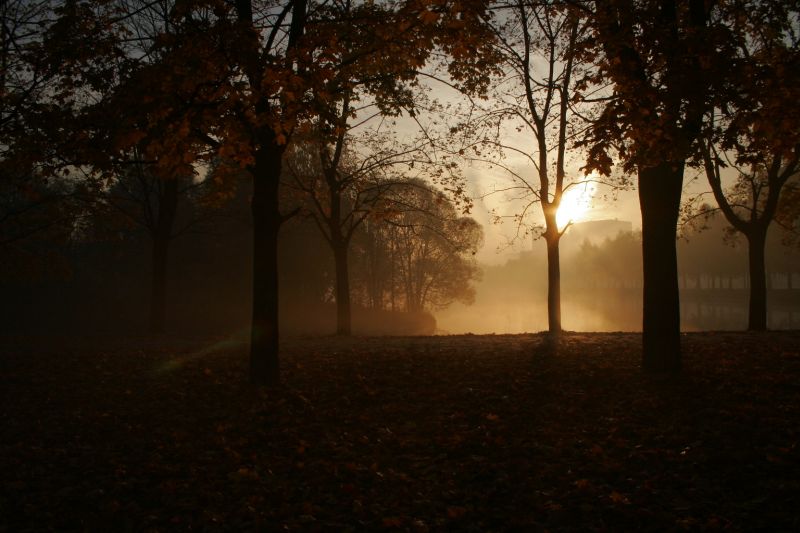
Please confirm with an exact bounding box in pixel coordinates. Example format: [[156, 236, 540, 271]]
[[466, 163, 721, 265], [388, 73, 645, 265], [463, 163, 645, 265], [354, 73, 726, 268]]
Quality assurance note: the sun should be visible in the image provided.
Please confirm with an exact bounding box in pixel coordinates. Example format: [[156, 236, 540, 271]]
[[556, 181, 597, 230]]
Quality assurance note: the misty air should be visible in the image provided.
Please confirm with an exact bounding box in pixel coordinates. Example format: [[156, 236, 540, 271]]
[[2, 0, 799, 531]]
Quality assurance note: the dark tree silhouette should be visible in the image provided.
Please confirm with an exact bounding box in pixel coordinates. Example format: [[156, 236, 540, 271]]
[[583, 0, 719, 373], [0, 0, 120, 281], [700, 154, 799, 331], [694, 3, 800, 330], [94, 151, 220, 335], [454, 3, 585, 336], [360, 180, 482, 313]]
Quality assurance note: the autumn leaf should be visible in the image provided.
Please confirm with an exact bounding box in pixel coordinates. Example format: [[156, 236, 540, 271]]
[[543, 501, 563, 511], [382, 516, 404, 527], [231, 467, 259, 481], [418, 10, 439, 25], [609, 491, 630, 505], [4, 332, 800, 531], [447, 506, 467, 519], [575, 478, 590, 489]]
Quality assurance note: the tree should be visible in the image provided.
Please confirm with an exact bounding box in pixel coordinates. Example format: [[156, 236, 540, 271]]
[[286, 133, 397, 334], [21, 0, 496, 383], [369, 180, 482, 313], [699, 2, 800, 330], [93, 150, 224, 335], [282, 0, 436, 335], [55, 0, 309, 384], [1, 0, 124, 280], [281, 0, 490, 337], [699, 159, 799, 330], [78, 0, 213, 335], [458, 2, 589, 335], [582, 0, 719, 373], [0, 166, 81, 278], [1, 0, 69, 252], [34, 0, 228, 336], [698, 158, 798, 331], [286, 125, 465, 334], [284, 133, 372, 335]]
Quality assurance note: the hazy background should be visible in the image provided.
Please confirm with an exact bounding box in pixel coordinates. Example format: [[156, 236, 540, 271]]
[[439, 215, 800, 334], [3, 181, 798, 338]]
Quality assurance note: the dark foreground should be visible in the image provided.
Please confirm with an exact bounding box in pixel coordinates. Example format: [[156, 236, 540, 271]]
[[2, 332, 799, 531]]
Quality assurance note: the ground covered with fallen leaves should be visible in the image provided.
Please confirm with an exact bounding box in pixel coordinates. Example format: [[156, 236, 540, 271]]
[[2, 332, 799, 531]]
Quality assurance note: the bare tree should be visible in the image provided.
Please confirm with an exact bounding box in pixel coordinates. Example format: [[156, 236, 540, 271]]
[[451, 3, 598, 335], [352, 180, 482, 314], [699, 147, 799, 330]]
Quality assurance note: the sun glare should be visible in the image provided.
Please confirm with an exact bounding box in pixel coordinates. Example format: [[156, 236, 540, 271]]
[[556, 180, 597, 230]]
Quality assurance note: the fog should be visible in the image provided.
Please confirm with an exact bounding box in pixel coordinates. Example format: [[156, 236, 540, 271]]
[[0, 181, 444, 338], [436, 218, 800, 334], [2, 186, 798, 339]]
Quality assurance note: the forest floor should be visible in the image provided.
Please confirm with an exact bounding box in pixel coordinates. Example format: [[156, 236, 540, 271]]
[[2, 332, 800, 532]]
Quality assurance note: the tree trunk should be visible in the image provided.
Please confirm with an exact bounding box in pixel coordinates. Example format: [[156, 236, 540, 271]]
[[149, 178, 178, 336], [544, 226, 562, 335], [333, 239, 352, 335], [390, 237, 396, 312], [150, 235, 169, 336], [250, 143, 282, 386], [746, 229, 768, 331], [639, 162, 684, 374]]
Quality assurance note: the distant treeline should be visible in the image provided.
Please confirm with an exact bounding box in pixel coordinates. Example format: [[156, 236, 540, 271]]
[[0, 172, 478, 337], [486, 215, 800, 296], [437, 215, 800, 334], [561, 215, 799, 291]]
